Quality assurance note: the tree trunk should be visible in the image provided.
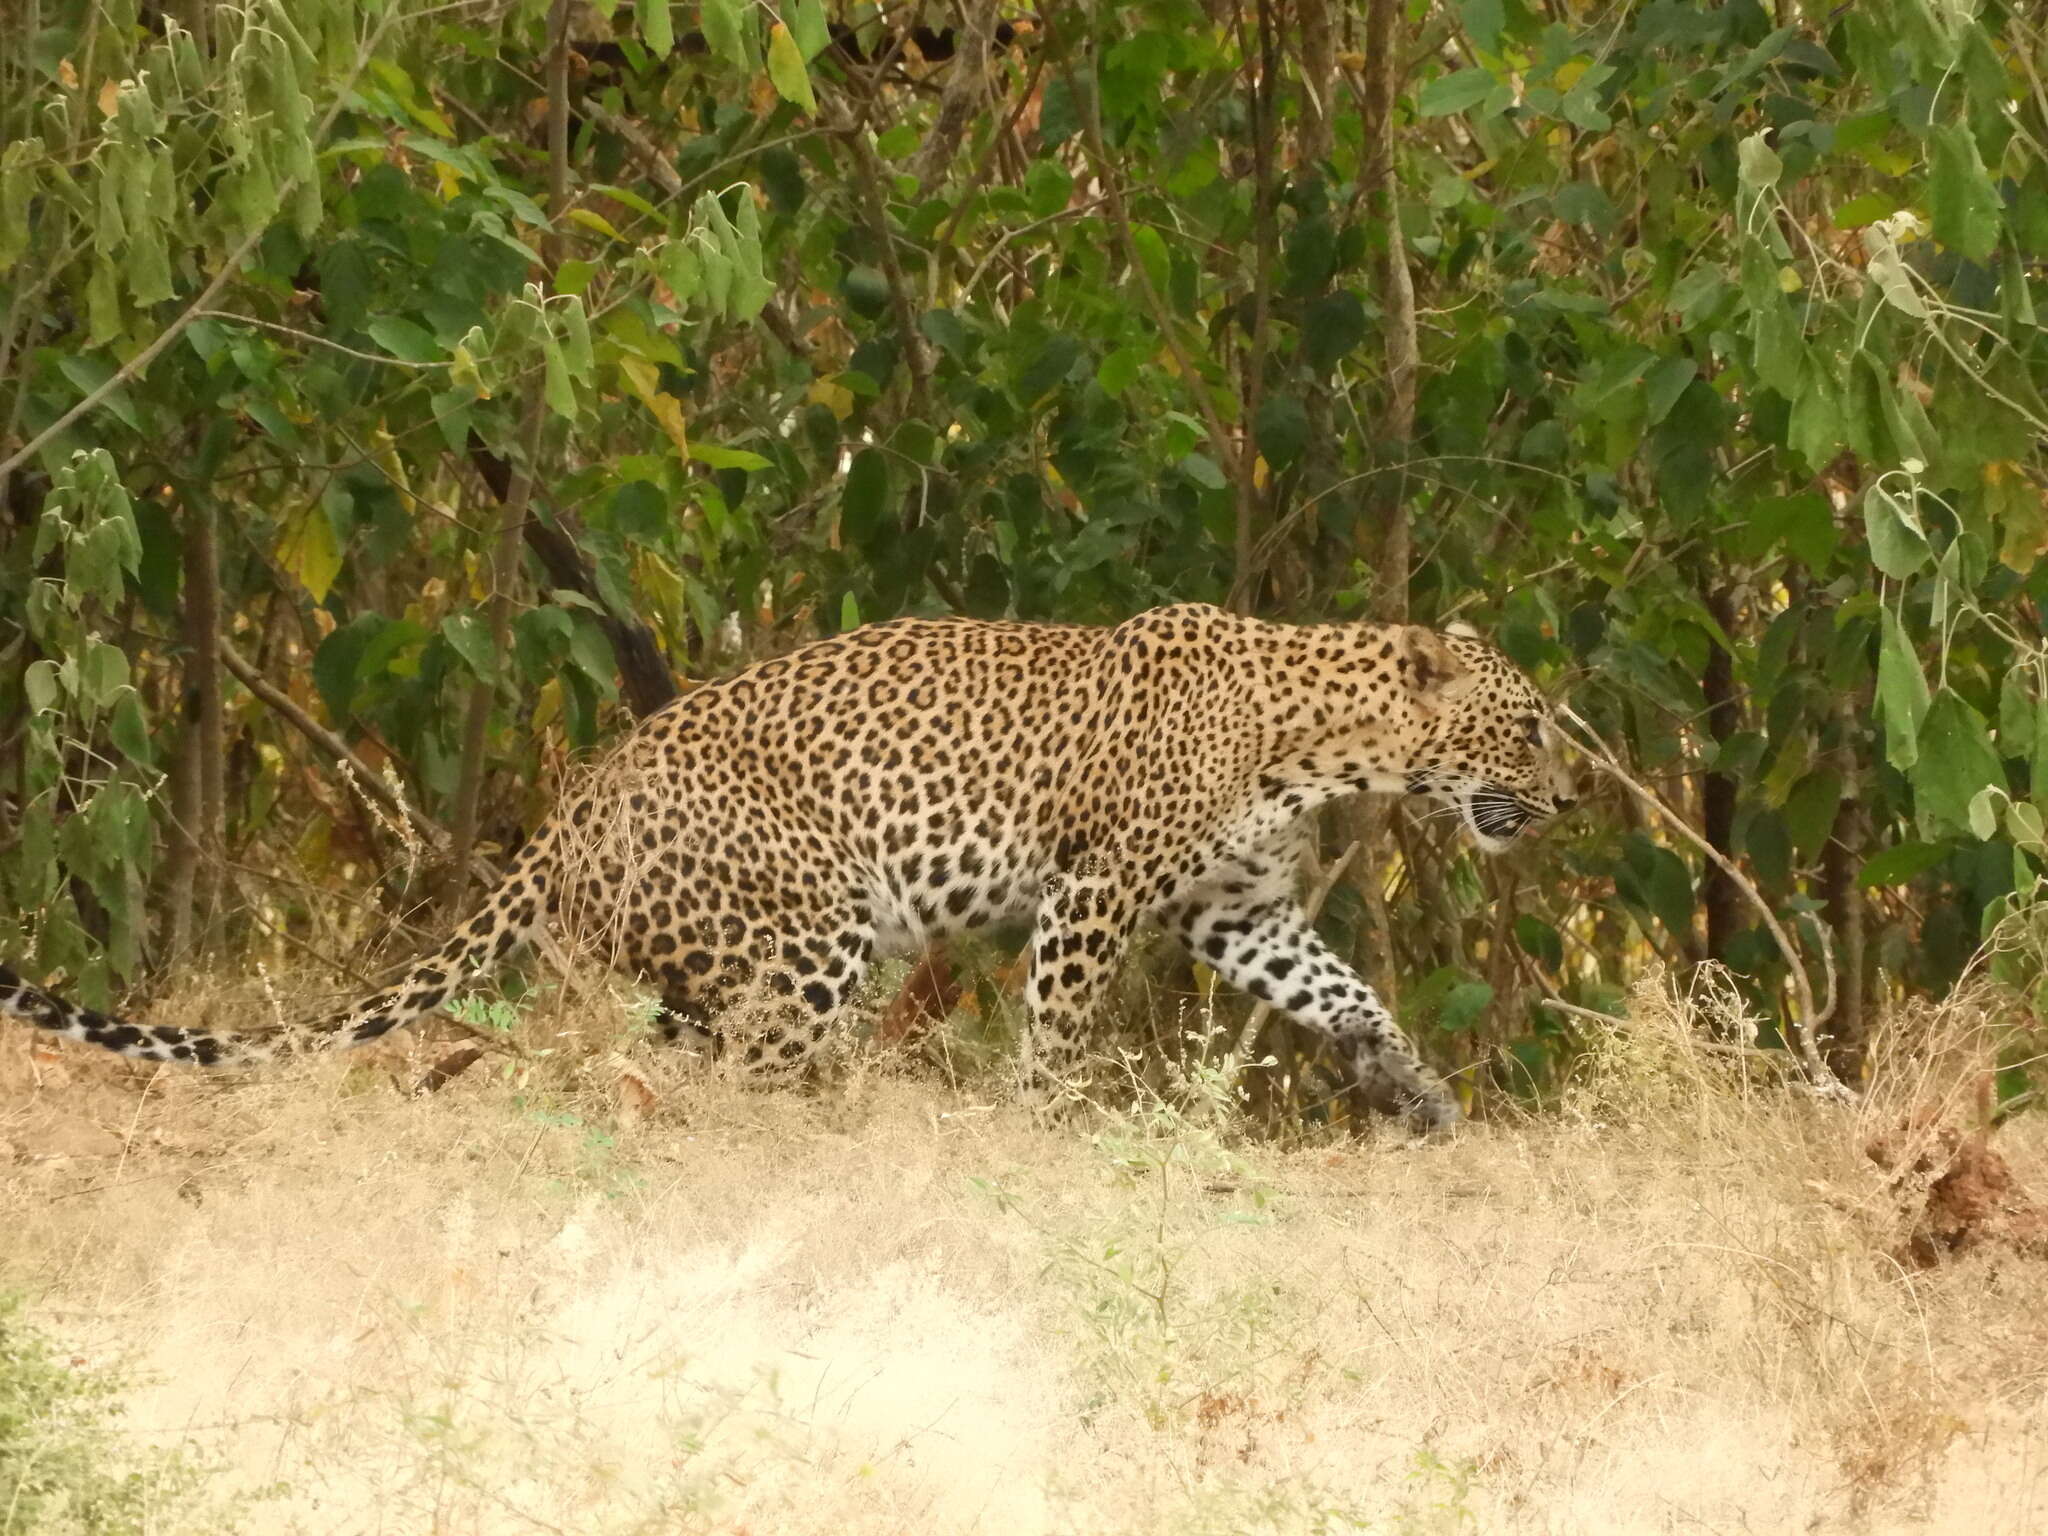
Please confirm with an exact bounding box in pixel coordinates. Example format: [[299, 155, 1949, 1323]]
[[1699, 584, 1741, 966], [1361, 0, 1417, 605], [1820, 724, 1869, 1083], [444, 0, 573, 909], [1295, 0, 1337, 168], [1351, 0, 1417, 1028], [180, 489, 226, 952]]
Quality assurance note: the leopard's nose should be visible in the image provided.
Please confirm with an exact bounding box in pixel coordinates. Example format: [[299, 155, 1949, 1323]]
[[1553, 795, 1577, 813]]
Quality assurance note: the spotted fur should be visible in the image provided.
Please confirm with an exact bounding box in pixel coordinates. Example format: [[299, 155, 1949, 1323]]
[[0, 603, 1575, 1129]]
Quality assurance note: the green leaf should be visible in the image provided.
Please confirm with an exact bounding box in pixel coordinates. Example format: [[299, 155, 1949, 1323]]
[[313, 615, 381, 723], [565, 208, 625, 242], [1254, 395, 1310, 472], [841, 264, 891, 318], [1784, 769, 1843, 861], [1513, 913, 1563, 969], [1911, 689, 2005, 838], [1877, 606, 1930, 771], [839, 591, 861, 632], [1985, 460, 2046, 575], [1303, 291, 1367, 371], [23, 659, 59, 713], [1864, 486, 1928, 579], [637, 0, 673, 55], [689, 442, 772, 471], [1616, 837, 1694, 942], [1418, 69, 1496, 117], [841, 447, 891, 548], [1999, 667, 2035, 749], [567, 617, 618, 699], [441, 614, 498, 683], [555, 258, 597, 297], [1968, 784, 2002, 841], [557, 296, 594, 382], [109, 691, 152, 767], [80, 640, 129, 709], [1129, 226, 1171, 304], [1736, 132, 1782, 190], [1669, 266, 1729, 330], [1643, 356, 1697, 426], [1460, 0, 1505, 52], [1750, 297, 1803, 397], [1438, 979, 1495, 1034], [791, 0, 831, 59], [2008, 800, 2047, 855], [1831, 194, 1893, 229], [1096, 345, 1146, 398], [1024, 158, 1073, 219], [542, 332, 576, 419], [366, 316, 439, 363], [700, 0, 746, 70], [1178, 453, 1228, 491], [1856, 841, 1949, 890], [1930, 124, 2001, 263], [728, 194, 773, 320], [2035, 697, 2048, 802], [278, 500, 343, 602], [766, 24, 817, 114], [659, 239, 701, 306]]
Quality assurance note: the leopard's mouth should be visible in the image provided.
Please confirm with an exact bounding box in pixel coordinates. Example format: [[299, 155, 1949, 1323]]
[[1464, 789, 1538, 853]]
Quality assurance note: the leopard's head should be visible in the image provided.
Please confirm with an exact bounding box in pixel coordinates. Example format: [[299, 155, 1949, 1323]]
[[1400, 623, 1579, 854]]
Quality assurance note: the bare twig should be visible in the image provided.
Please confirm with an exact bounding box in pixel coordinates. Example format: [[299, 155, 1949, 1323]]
[[217, 637, 496, 887], [1537, 997, 1627, 1028]]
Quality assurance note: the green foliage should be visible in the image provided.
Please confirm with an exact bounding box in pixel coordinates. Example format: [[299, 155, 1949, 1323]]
[[0, 1296, 209, 1534], [1, 0, 2043, 1105]]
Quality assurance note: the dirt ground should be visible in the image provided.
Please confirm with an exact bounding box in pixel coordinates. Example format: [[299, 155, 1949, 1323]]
[[3, 978, 2046, 1535]]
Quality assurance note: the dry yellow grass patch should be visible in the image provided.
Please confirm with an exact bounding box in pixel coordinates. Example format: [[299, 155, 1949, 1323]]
[[3, 974, 2046, 1534]]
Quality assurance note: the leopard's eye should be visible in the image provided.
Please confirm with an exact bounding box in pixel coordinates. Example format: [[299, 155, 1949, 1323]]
[[1520, 715, 1543, 747]]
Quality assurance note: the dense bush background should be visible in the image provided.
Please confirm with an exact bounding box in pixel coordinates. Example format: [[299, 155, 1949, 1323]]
[[2, 0, 2044, 1109]]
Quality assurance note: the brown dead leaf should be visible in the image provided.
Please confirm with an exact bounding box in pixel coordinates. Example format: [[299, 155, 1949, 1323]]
[[874, 951, 962, 1046], [413, 1045, 486, 1095], [611, 1055, 659, 1128]]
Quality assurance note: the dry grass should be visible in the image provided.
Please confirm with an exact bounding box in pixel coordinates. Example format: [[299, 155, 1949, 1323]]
[[3, 971, 2047, 1535]]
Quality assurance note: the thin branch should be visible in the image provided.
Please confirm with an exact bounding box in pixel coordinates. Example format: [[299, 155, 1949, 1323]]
[[1557, 706, 1852, 1102], [1537, 997, 1627, 1028], [192, 311, 449, 368], [217, 637, 495, 887]]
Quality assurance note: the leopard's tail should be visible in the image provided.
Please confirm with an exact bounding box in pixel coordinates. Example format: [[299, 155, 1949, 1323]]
[[0, 830, 558, 1067]]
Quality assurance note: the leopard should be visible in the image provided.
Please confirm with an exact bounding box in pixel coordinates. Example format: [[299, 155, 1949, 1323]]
[[1, 602, 1578, 1130]]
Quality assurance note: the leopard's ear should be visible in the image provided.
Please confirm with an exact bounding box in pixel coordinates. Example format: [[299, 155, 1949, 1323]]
[[1402, 625, 1469, 696], [1443, 619, 1481, 640]]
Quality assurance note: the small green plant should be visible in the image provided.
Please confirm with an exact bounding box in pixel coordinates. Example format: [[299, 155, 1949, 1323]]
[[0, 1295, 212, 1535], [446, 994, 523, 1035], [1389, 1448, 1479, 1536]]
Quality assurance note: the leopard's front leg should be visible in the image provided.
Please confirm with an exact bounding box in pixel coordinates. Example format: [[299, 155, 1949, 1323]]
[[1169, 893, 1460, 1133]]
